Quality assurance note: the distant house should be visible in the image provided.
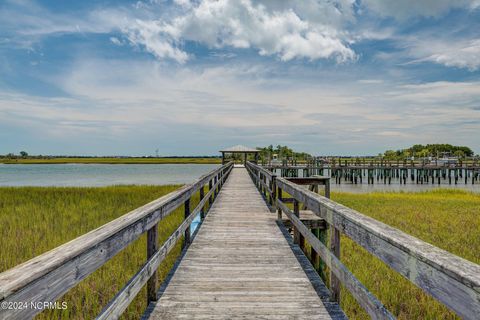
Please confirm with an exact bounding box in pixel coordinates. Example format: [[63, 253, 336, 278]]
[[270, 153, 282, 165]]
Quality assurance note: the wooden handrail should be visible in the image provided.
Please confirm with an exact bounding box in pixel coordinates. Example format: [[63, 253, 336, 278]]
[[0, 162, 234, 320], [246, 161, 480, 320]]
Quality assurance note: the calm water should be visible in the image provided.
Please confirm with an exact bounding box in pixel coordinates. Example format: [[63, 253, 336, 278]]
[[0, 164, 222, 235], [1, 164, 478, 193], [0, 164, 219, 187]]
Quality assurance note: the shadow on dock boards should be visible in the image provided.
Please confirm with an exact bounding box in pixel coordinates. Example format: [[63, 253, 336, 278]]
[[276, 221, 347, 320]]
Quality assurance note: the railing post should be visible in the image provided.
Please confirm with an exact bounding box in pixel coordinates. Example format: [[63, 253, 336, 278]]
[[277, 186, 282, 220], [263, 175, 267, 197], [325, 178, 331, 199], [271, 175, 276, 210], [200, 185, 205, 220], [214, 176, 218, 199], [330, 226, 341, 302], [293, 199, 301, 245], [146, 224, 158, 303], [208, 179, 213, 206], [183, 198, 191, 248], [256, 170, 260, 189]]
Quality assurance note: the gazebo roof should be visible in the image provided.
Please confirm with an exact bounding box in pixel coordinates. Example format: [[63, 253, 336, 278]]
[[219, 145, 259, 153]]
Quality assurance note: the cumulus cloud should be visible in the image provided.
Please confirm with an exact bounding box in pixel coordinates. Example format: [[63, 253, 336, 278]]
[[361, 0, 480, 20], [116, 0, 356, 63]]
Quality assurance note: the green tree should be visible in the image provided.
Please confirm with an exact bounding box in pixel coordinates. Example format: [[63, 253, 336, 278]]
[[453, 150, 465, 158]]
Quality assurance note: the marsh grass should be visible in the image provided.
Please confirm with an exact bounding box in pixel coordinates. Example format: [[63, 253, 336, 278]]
[[1, 187, 479, 319], [0, 185, 205, 319], [319, 189, 479, 319]]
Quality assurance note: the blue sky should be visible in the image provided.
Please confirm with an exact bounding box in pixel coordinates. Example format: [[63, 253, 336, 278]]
[[0, 0, 479, 156]]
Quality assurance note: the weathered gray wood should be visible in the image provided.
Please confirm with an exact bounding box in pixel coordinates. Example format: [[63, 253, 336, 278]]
[[97, 180, 223, 320], [0, 162, 233, 320], [282, 210, 327, 229], [293, 199, 301, 246], [274, 174, 480, 320], [330, 227, 341, 303], [145, 168, 341, 319], [276, 200, 394, 320], [147, 225, 159, 303], [276, 221, 347, 320], [199, 185, 205, 220], [208, 179, 213, 206], [277, 187, 283, 220], [183, 198, 191, 248]]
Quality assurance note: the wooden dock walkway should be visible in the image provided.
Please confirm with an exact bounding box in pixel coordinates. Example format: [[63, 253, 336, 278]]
[[144, 167, 342, 319]]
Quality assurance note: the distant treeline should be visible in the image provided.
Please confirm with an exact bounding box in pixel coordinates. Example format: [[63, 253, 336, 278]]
[[382, 144, 475, 160], [256, 145, 311, 161], [0, 152, 220, 159]]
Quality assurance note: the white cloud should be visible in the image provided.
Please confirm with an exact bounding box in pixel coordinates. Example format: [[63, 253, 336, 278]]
[[109, 37, 123, 46], [1, 58, 479, 154], [405, 38, 480, 71], [115, 0, 356, 63], [362, 0, 480, 20]]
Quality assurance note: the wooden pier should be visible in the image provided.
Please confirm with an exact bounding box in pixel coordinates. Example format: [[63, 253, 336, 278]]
[[143, 168, 344, 319], [264, 164, 480, 186], [0, 162, 479, 319]]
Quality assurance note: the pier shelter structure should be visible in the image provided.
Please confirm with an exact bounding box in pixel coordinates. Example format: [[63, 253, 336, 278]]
[[220, 145, 260, 165]]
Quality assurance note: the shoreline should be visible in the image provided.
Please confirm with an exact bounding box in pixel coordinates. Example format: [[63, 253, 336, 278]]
[[0, 157, 222, 165]]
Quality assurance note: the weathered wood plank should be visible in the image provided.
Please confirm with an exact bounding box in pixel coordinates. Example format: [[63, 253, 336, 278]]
[[330, 226, 341, 303], [276, 200, 395, 320], [282, 210, 327, 229], [147, 225, 159, 303], [145, 168, 342, 319]]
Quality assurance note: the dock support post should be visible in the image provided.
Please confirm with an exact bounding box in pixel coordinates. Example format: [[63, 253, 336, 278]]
[[147, 224, 158, 303]]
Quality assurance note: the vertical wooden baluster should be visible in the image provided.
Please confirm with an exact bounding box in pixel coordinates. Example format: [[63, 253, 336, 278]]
[[293, 199, 301, 246], [325, 178, 331, 199], [268, 177, 272, 205], [319, 180, 330, 281], [330, 224, 341, 302], [208, 179, 213, 207], [183, 198, 191, 249], [277, 187, 282, 220], [271, 175, 276, 211], [214, 176, 218, 199], [200, 185, 205, 220], [146, 224, 158, 303]]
